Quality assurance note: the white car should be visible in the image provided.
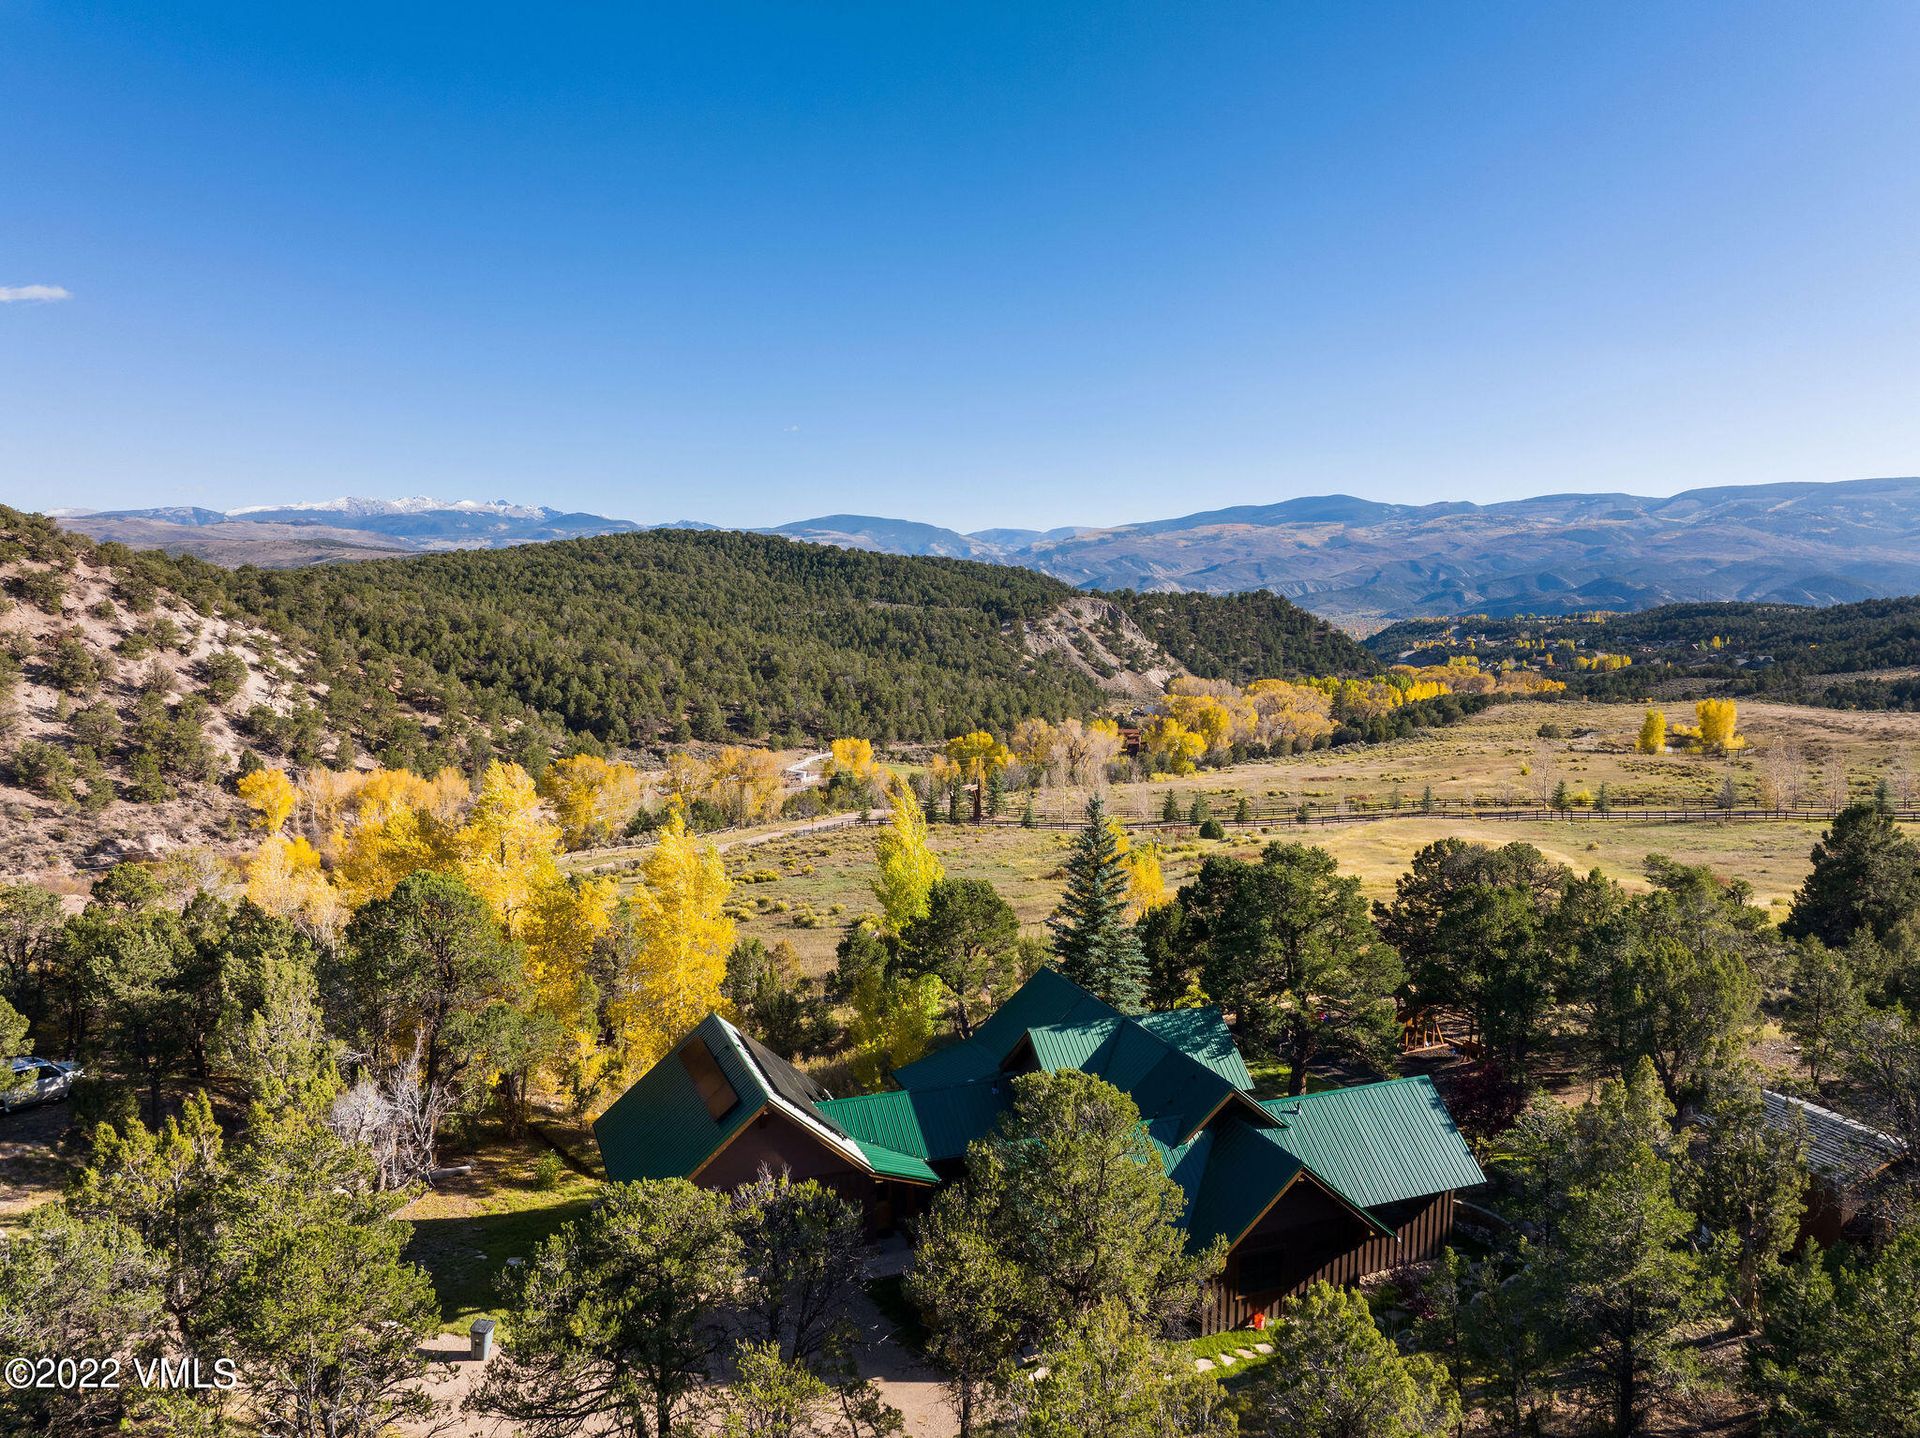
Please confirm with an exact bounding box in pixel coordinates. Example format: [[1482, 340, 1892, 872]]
[[2, 1058, 79, 1113]]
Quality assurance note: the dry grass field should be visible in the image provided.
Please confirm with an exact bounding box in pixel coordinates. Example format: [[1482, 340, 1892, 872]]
[[684, 697, 1920, 976]]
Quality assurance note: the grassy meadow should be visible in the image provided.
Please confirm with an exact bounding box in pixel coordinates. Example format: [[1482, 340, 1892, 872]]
[[674, 697, 1920, 976]]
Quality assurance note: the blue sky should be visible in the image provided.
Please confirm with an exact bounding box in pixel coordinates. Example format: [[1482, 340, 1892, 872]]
[[4, 2, 1919, 531]]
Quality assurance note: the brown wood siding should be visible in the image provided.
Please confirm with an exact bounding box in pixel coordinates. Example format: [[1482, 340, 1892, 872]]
[[1200, 1189, 1459, 1334], [694, 1109, 894, 1231]]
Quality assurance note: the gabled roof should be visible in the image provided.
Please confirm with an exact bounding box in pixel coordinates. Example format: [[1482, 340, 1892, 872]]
[[1762, 1090, 1904, 1183], [594, 1015, 936, 1186], [595, 1014, 768, 1183], [892, 968, 1122, 1088], [1136, 1007, 1255, 1090], [816, 1081, 1010, 1164], [1258, 1076, 1485, 1208], [594, 972, 1483, 1253]]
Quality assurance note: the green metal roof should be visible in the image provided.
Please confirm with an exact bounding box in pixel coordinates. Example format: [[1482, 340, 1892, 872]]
[[596, 1015, 945, 1188], [852, 1139, 940, 1184], [596, 975, 1481, 1265], [1135, 1008, 1255, 1091], [594, 1014, 770, 1182], [1258, 1076, 1485, 1207], [816, 1081, 1008, 1163], [893, 968, 1121, 1088], [1026, 1017, 1123, 1074], [1186, 1115, 1309, 1250]]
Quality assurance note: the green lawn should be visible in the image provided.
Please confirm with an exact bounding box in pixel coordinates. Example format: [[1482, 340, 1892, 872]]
[[1177, 1327, 1277, 1383], [401, 1125, 604, 1329]]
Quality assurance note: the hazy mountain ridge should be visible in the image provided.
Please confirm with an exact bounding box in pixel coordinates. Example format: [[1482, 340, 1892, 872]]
[[62, 497, 643, 561], [53, 476, 1920, 622]]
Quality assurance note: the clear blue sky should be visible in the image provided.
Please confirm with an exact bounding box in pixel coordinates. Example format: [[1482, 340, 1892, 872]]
[[4, 1, 1919, 531]]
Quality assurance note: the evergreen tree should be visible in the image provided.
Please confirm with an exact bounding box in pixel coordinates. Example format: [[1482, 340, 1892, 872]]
[[1551, 1059, 1708, 1438], [898, 878, 1020, 1038], [1748, 1229, 1920, 1437], [473, 1180, 743, 1438], [1047, 797, 1148, 1011], [1678, 1077, 1807, 1331], [1782, 938, 1866, 1086], [1178, 843, 1403, 1094], [1001, 1299, 1235, 1438], [1244, 1280, 1459, 1438], [1784, 800, 1920, 953]]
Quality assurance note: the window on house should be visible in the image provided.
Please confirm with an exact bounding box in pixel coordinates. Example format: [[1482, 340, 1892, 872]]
[[680, 1038, 741, 1121]]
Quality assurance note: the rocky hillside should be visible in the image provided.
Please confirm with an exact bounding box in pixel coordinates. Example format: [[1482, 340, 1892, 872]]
[[0, 512, 338, 878]]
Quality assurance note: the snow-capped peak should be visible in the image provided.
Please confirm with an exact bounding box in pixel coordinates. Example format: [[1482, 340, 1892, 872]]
[[228, 496, 555, 520]]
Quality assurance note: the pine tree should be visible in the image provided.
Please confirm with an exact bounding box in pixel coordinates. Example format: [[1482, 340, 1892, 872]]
[[1047, 797, 1147, 1010], [1161, 791, 1180, 823]]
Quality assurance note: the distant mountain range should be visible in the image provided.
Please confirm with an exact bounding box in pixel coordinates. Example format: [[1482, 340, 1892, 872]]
[[53, 476, 1920, 625], [58, 496, 645, 563]]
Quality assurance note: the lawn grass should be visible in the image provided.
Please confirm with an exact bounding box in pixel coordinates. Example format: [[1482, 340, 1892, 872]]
[[401, 1123, 603, 1330], [1177, 1327, 1277, 1382]]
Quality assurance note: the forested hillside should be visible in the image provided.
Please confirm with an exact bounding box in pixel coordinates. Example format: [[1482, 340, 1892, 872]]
[[6, 511, 1370, 771], [1370, 595, 1920, 708]]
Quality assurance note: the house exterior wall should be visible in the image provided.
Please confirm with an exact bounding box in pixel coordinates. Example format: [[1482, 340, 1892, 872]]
[[693, 1108, 922, 1234], [1199, 1187, 1458, 1333]]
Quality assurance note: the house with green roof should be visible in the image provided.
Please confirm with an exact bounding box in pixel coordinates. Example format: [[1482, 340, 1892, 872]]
[[594, 968, 1484, 1332]]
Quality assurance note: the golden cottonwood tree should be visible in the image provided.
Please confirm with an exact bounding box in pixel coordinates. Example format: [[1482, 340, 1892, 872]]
[[829, 737, 875, 779], [873, 772, 944, 932], [1010, 717, 1058, 776], [708, 747, 784, 825], [237, 767, 298, 835], [455, 761, 563, 937], [1141, 715, 1206, 776], [243, 833, 342, 934], [944, 730, 1011, 822], [605, 806, 734, 1077], [539, 754, 643, 849], [1695, 698, 1741, 754], [1637, 708, 1667, 755]]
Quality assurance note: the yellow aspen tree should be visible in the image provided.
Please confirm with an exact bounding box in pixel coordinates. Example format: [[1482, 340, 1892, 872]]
[[420, 765, 475, 823], [1010, 718, 1058, 778], [661, 751, 711, 813], [873, 772, 944, 932], [353, 768, 437, 826], [244, 834, 342, 935], [606, 807, 734, 1075], [540, 754, 644, 849], [1637, 708, 1667, 755], [1141, 715, 1206, 775], [829, 737, 875, 780], [300, 768, 366, 843], [454, 761, 563, 936], [709, 747, 784, 825], [1126, 842, 1169, 917], [1696, 699, 1741, 754], [847, 968, 944, 1091], [944, 730, 1011, 822], [522, 873, 618, 1087], [236, 767, 298, 835], [1084, 717, 1124, 779], [333, 801, 443, 908]]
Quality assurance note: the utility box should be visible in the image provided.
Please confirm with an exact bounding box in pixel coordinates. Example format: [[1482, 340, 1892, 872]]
[[470, 1317, 496, 1362]]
